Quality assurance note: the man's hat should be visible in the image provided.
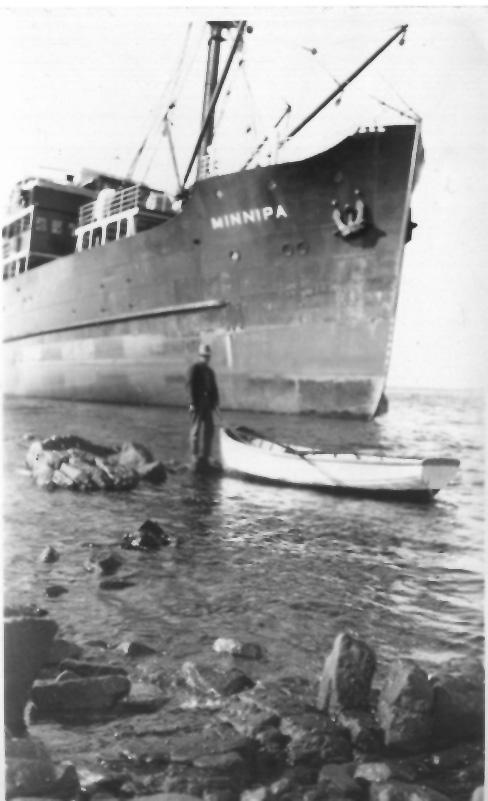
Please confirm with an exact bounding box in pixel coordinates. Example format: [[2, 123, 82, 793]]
[[198, 343, 211, 356]]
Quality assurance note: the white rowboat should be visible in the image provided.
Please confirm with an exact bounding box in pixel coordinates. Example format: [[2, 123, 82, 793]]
[[219, 426, 460, 502]]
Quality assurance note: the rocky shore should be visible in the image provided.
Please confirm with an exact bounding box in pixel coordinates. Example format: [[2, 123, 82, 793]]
[[5, 606, 484, 801]]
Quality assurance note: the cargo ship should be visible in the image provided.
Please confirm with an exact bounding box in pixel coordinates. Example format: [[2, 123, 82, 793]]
[[2, 20, 423, 418]]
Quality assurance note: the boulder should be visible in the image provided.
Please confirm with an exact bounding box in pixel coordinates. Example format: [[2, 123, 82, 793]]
[[121, 519, 171, 550], [336, 708, 383, 753], [25, 435, 165, 491], [30, 674, 131, 719], [430, 657, 484, 746], [4, 615, 58, 734], [114, 441, 167, 484], [59, 658, 128, 677], [377, 659, 434, 753], [317, 631, 376, 713], [281, 711, 353, 767]]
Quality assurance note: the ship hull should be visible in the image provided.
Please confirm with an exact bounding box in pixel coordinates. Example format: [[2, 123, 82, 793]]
[[3, 125, 422, 418]]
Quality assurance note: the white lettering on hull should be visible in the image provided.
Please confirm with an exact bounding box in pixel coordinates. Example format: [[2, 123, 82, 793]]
[[211, 204, 288, 230]]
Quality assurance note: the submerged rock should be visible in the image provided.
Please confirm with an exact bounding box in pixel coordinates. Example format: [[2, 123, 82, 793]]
[[39, 545, 60, 563], [117, 640, 158, 658], [121, 519, 172, 550]]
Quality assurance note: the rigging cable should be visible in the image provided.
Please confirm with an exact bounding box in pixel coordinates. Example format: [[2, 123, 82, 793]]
[[139, 24, 207, 184], [127, 21, 194, 180]]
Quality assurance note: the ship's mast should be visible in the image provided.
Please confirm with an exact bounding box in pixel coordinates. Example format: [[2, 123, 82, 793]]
[[191, 20, 244, 182]]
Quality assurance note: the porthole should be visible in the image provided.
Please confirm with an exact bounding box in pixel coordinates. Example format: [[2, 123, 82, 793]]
[[282, 243, 294, 256], [229, 249, 240, 261], [216, 189, 224, 199], [297, 241, 309, 255], [268, 180, 277, 191], [193, 238, 201, 245]]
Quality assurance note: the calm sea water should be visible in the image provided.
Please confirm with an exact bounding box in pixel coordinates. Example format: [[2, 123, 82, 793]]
[[3, 389, 484, 686]]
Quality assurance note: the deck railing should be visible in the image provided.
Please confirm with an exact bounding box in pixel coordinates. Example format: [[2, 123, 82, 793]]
[[78, 184, 156, 226]]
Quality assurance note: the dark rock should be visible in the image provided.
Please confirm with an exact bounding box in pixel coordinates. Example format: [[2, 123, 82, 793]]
[[41, 434, 116, 456], [220, 668, 255, 696], [5, 736, 80, 799], [85, 639, 109, 649], [336, 708, 383, 753], [53, 762, 81, 799], [430, 657, 484, 746], [281, 712, 353, 767], [39, 545, 60, 563], [31, 674, 131, 719], [59, 658, 128, 677], [317, 631, 376, 713], [5, 736, 56, 797], [121, 519, 171, 550], [4, 616, 58, 734], [45, 638, 83, 665], [92, 551, 124, 575], [237, 642, 265, 660], [117, 640, 158, 657], [45, 585, 68, 598], [4, 603, 49, 618], [254, 726, 289, 774], [369, 781, 452, 801], [316, 762, 362, 799], [99, 577, 136, 590], [377, 659, 434, 753]]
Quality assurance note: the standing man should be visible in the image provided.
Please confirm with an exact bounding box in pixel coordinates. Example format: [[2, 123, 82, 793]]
[[186, 343, 220, 469]]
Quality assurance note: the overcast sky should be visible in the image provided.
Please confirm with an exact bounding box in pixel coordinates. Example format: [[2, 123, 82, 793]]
[[1, 3, 487, 390]]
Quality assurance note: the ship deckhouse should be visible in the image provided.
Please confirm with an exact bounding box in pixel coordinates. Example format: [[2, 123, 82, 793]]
[[74, 181, 175, 252]]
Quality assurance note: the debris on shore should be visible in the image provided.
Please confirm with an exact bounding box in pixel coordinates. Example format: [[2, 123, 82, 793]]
[[4, 606, 484, 801], [25, 435, 167, 491]]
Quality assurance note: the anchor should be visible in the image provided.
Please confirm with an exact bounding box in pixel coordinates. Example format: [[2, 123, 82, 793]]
[[331, 189, 366, 238]]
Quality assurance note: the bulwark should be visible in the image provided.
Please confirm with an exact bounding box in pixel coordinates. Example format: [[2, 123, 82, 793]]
[[210, 204, 288, 230]]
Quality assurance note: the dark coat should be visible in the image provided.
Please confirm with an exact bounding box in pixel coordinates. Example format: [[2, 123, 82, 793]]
[[186, 361, 219, 411]]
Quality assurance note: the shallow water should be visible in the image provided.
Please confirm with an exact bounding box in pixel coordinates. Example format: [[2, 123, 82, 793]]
[[3, 389, 484, 685]]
